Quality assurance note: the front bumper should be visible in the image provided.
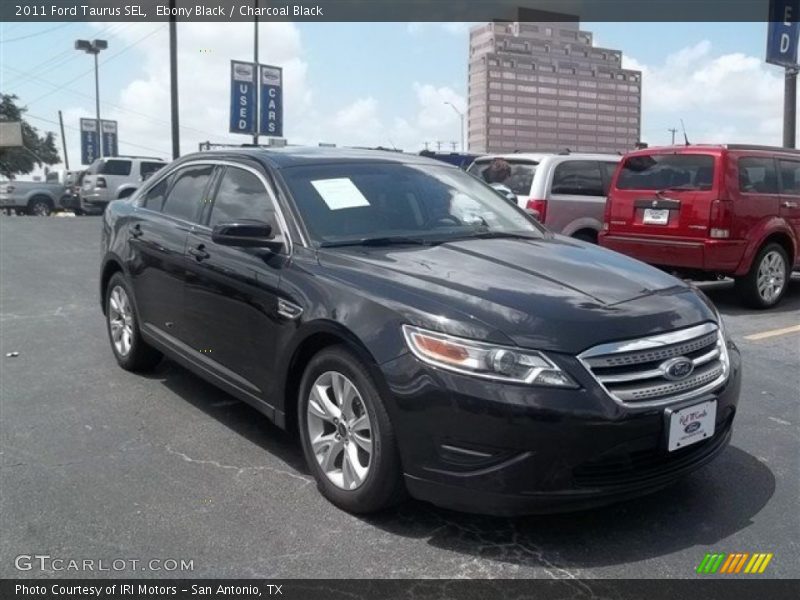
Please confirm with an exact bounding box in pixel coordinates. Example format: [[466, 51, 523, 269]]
[[380, 341, 741, 516]]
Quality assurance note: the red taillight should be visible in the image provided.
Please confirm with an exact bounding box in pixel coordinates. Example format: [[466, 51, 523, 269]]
[[709, 199, 732, 239], [525, 198, 548, 222], [95, 177, 106, 189]]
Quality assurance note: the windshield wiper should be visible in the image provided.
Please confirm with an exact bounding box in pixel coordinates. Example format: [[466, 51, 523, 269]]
[[320, 236, 436, 248]]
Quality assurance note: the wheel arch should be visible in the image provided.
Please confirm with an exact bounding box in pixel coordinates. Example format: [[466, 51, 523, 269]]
[[736, 219, 797, 275], [279, 321, 388, 435], [99, 255, 125, 314]]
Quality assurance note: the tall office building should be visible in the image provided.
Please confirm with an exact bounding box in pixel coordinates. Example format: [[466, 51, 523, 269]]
[[468, 18, 642, 154]]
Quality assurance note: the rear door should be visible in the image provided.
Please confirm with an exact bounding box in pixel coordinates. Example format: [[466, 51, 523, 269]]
[[547, 159, 610, 235], [607, 152, 718, 239], [777, 158, 800, 266], [734, 156, 781, 241], [128, 164, 213, 343]]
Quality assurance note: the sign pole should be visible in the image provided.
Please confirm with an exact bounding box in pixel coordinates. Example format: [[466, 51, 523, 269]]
[[58, 110, 69, 170], [94, 52, 103, 159], [253, 1, 260, 146], [785, 67, 797, 148], [169, 0, 180, 159]]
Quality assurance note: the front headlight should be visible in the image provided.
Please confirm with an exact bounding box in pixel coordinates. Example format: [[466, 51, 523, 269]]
[[402, 325, 578, 387]]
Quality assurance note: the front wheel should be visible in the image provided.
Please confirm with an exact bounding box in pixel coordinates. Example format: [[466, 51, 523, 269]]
[[735, 243, 790, 309], [298, 346, 405, 514], [28, 197, 52, 216]]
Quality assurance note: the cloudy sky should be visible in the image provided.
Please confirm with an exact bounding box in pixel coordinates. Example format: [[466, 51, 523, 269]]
[[0, 20, 793, 172]]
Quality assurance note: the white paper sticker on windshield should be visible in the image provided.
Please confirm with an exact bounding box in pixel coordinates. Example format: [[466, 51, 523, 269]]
[[311, 178, 370, 210]]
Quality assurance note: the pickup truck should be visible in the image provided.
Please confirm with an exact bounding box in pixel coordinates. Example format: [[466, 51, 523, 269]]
[[0, 179, 71, 216]]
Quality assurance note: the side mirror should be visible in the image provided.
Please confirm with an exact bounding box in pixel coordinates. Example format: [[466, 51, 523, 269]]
[[211, 220, 282, 250], [490, 183, 517, 205]]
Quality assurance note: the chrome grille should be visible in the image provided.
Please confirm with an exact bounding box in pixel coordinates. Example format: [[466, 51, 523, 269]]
[[579, 323, 729, 407]]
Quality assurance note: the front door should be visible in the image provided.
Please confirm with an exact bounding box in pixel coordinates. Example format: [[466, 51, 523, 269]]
[[182, 164, 290, 404]]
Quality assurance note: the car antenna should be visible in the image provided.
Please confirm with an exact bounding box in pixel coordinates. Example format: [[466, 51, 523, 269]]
[[681, 119, 690, 146]]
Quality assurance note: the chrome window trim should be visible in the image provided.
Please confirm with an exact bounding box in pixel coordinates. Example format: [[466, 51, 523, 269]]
[[134, 159, 303, 254], [578, 322, 730, 409]]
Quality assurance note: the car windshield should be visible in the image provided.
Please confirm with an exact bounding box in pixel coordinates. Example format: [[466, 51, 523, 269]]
[[281, 162, 543, 247], [616, 154, 715, 191], [467, 158, 538, 196]]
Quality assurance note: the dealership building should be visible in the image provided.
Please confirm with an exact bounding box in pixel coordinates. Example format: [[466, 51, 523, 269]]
[[467, 18, 642, 154]]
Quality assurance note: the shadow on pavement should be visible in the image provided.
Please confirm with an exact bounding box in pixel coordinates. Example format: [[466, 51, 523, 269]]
[[697, 273, 800, 317]]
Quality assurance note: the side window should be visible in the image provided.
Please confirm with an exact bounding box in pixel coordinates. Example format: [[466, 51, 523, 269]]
[[738, 157, 778, 194], [162, 165, 213, 221], [778, 160, 800, 195], [208, 167, 276, 228], [141, 175, 172, 212], [140, 161, 165, 181], [99, 160, 132, 176], [551, 160, 604, 196]]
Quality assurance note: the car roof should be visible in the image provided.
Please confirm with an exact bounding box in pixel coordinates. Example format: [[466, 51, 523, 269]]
[[623, 144, 800, 158], [176, 147, 453, 170], [473, 152, 621, 163]]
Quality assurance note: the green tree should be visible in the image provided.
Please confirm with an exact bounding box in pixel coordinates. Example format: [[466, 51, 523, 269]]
[[0, 94, 60, 180]]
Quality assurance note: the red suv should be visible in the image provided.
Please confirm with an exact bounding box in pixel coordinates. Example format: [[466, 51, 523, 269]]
[[600, 144, 800, 308]]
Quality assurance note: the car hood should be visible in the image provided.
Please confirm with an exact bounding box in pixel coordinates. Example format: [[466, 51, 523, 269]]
[[320, 235, 716, 354]]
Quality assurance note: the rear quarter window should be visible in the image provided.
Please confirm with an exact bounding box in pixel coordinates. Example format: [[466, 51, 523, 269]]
[[550, 160, 604, 196], [467, 159, 537, 196], [616, 154, 715, 190], [140, 161, 165, 180], [779, 159, 800, 195], [98, 160, 132, 176], [738, 157, 778, 194]]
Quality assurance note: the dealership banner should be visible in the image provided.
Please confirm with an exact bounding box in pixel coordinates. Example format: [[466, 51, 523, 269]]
[[229, 60, 257, 135], [767, 0, 800, 66], [100, 119, 119, 157], [258, 64, 284, 137], [79, 118, 99, 165]]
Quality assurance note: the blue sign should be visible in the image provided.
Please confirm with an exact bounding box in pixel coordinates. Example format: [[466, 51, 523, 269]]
[[259, 64, 283, 138], [229, 60, 257, 134], [767, 0, 800, 67], [80, 118, 99, 165], [101, 120, 118, 157]]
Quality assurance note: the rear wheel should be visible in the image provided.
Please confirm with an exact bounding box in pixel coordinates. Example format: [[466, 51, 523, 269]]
[[298, 346, 405, 514], [735, 243, 790, 309], [105, 273, 162, 371], [28, 196, 52, 216], [572, 229, 598, 244]]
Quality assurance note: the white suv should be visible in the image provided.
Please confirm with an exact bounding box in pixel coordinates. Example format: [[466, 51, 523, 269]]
[[468, 153, 621, 243], [79, 156, 166, 214]]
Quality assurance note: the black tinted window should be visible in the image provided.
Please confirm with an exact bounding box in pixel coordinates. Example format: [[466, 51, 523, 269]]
[[551, 160, 604, 196], [779, 160, 800, 195], [98, 160, 132, 176], [162, 166, 213, 221], [616, 154, 715, 190], [140, 161, 165, 180], [142, 176, 171, 211], [209, 168, 274, 227], [738, 157, 778, 194]]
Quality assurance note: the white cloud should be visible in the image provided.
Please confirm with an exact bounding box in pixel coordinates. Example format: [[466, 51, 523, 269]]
[[624, 40, 791, 146], [407, 22, 473, 36]]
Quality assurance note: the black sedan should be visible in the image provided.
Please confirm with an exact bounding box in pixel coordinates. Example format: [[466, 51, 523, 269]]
[[100, 147, 741, 515]]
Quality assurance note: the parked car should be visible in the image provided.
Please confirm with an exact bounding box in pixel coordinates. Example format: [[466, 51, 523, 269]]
[[467, 152, 621, 242], [0, 178, 70, 216], [80, 156, 166, 214], [600, 144, 800, 308], [100, 147, 740, 515]]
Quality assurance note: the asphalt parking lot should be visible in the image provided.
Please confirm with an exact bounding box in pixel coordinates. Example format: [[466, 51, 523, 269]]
[[1, 216, 798, 580]]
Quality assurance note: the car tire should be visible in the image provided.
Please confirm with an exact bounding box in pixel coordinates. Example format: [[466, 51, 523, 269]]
[[572, 230, 598, 244], [105, 273, 162, 371], [735, 243, 790, 309], [298, 345, 405, 514], [28, 196, 52, 217]]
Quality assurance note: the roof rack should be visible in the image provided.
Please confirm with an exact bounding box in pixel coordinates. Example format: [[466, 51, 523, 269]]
[[109, 155, 165, 161], [725, 144, 800, 153]]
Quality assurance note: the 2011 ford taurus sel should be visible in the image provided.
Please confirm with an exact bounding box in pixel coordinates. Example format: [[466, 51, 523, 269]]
[[100, 148, 741, 515]]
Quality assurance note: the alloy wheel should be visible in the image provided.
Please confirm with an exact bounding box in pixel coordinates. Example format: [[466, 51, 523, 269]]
[[31, 201, 50, 216], [756, 250, 786, 304], [108, 286, 134, 357], [306, 371, 373, 490]]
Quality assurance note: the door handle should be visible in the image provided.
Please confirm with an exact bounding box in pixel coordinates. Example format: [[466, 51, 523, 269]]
[[129, 223, 143, 238], [781, 201, 798, 208], [188, 244, 210, 261]]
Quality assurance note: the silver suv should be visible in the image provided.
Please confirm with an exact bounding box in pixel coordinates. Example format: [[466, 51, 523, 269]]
[[468, 152, 621, 243], [79, 156, 165, 214]]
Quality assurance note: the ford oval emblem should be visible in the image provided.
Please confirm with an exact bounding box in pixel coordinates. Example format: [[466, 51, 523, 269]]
[[684, 421, 702, 434], [661, 357, 695, 381]]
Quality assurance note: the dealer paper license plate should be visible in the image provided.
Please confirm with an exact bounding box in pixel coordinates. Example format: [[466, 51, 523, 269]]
[[667, 399, 716, 452], [643, 208, 669, 225]]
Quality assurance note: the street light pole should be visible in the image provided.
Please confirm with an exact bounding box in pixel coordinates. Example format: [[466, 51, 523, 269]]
[[444, 101, 465, 152], [75, 39, 108, 159], [785, 67, 797, 149]]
